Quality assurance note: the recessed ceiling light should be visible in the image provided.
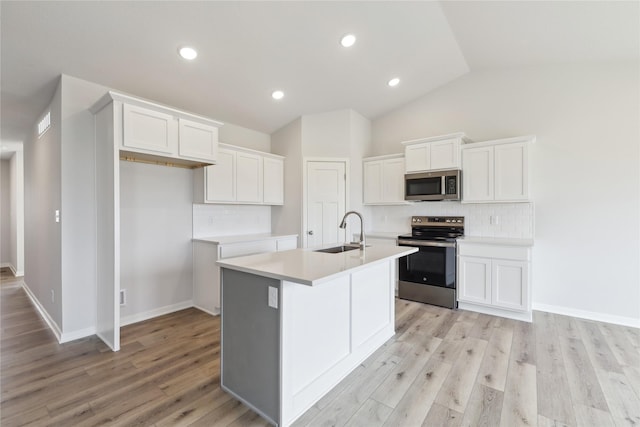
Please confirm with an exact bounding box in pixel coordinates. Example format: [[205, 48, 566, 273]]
[[272, 90, 284, 100], [388, 78, 400, 87], [340, 34, 356, 48], [179, 46, 198, 60]]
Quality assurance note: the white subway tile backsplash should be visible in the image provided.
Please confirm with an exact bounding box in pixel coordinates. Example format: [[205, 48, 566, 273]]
[[193, 204, 271, 238], [366, 202, 534, 239]]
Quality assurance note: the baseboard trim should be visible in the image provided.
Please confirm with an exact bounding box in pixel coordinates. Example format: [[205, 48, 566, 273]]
[[120, 300, 194, 327], [0, 262, 21, 277], [193, 304, 220, 316], [458, 302, 532, 323], [533, 302, 640, 328], [60, 327, 97, 343], [21, 282, 63, 342]]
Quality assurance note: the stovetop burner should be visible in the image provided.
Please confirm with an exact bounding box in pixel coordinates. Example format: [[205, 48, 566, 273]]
[[398, 216, 465, 241]]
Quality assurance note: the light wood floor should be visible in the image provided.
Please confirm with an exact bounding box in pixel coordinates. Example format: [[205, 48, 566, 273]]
[[2, 272, 639, 426]]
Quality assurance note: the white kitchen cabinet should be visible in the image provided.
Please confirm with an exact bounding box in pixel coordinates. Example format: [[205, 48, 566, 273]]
[[462, 145, 494, 201], [123, 103, 177, 155], [236, 152, 263, 203], [194, 143, 284, 205], [113, 92, 222, 165], [363, 154, 406, 205], [178, 118, 219, 163], [193, 235, 298, 315], [457, 239, 532, 322], [402, 133, 469, 173], [204, 148, 235, 202], [263, 156, 284, 205], [462, 136, 533, 203]]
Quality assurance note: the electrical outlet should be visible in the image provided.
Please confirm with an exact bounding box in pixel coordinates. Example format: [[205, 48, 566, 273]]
[[120, 289, 127, 306], [50, 289, 54, 303], [491, 215, 500, 225], [55, 210, 60, 223], [268, 286, 278, 309]]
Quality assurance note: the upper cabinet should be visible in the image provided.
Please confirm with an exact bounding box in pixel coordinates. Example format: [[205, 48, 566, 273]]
[[363, 154, 406, 205], [194, 143, 284, 206], [92, 91, 223, 167], [462, 136, 534, 203], [402, 133, 470, 173], [178, 118, 219, 163]]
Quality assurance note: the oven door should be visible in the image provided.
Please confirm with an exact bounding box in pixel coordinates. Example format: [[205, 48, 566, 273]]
[[397, 240, 456, 288]]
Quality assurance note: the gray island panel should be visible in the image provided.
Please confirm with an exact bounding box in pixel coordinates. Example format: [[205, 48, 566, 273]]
[[221, 268, 280, 424]]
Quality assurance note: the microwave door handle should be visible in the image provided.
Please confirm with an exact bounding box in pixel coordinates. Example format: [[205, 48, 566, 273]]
[[441, 176, 446, 195]]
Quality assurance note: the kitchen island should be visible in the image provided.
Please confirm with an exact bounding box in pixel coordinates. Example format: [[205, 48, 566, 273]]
[[217, 245, 417, 427]]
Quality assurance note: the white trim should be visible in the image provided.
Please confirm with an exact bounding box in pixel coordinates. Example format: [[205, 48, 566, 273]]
[[193, 304, 220, 316], [458, 301, 532, 323], [533, 302, 640, 328], [0, 262, 20, 277], [302, 157, 350, 249], [120, 300, 194, 326], [60, 327, 97, 343], [22, 281, 63, 342]]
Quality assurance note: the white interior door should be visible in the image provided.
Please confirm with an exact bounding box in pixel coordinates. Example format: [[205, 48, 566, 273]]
[[306, 161, 346, 248]]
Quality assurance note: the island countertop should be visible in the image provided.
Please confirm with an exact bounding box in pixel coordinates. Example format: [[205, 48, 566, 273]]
[[217, 245, 417, 286]]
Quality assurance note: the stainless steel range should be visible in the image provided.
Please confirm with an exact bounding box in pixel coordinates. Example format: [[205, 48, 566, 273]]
[[397, 216, 464, 309]]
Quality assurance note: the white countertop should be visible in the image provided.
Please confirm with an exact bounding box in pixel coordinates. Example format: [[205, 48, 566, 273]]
[[457, 236, 534, 247], [193, 233, 298, 245], [217, 245, 417, 286]]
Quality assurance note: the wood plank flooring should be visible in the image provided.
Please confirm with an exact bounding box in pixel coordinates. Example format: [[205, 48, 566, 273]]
[[2, 272, 639, 426]]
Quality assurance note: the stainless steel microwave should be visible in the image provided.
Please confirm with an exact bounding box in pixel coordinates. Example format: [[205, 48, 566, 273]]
[[405, 169, 461, 201]]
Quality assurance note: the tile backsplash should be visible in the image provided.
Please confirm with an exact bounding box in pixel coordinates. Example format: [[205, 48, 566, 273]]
[[193, 204, 271, 238], [366, 202, 534, 239]]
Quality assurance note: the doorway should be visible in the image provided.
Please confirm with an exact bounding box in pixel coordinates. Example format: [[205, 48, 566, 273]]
[[303, 159, 348, 248]]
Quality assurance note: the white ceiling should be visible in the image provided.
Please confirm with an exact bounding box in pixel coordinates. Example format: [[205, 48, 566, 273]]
[[1, 1, 638, 146]]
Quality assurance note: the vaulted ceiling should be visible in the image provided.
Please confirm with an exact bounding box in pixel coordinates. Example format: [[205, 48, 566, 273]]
[[1, 1, 638, 146]]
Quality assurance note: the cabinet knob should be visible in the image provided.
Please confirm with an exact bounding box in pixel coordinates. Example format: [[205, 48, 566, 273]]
[[308, 230, 314, 235]]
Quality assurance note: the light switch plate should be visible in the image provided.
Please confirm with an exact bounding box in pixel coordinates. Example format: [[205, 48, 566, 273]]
[[268, 286, 278, 309]]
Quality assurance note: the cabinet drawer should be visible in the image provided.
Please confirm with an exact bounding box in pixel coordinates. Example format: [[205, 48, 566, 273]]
[[458, 244, 530, 261], [220, 240, 277, 259]]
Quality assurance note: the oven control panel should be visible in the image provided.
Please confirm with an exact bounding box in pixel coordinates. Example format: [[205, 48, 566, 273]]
[[411, 216, 464, 226]]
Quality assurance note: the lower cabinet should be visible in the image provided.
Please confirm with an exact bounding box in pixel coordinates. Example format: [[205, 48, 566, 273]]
[[193, 236, 298, 315], [457, 240, 532, 322]]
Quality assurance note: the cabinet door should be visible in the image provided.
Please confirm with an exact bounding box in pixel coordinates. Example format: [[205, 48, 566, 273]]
[[382, 158, 405, 203], [458, 256, 492, 304], [178, 118, 218, 162], [263, 157, 284, 205], [206, 149, 235, 202], [430, 138, 460, 170], [405, 144, 430, 172], [236, 152, 263, 203], [123, 103, 177, 155], [363, 160, 383, 204], [494, 142, 528, 201], [462, 146, 494, 202], [492, 259, 529, 311]]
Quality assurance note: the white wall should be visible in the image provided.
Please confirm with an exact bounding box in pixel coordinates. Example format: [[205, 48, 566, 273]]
[[271, 118, 303, 244], [120, 161, 194, 320], [9, 150, 24, 276], [219, 122, 270, 152], [60, 75, 109, 337], [371, 62, 640, 326], [1, 160, 10, 265], [24, 80, 63, 329]]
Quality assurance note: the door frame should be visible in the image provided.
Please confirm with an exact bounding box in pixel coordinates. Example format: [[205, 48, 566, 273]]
[[301, 157, 350, 249]]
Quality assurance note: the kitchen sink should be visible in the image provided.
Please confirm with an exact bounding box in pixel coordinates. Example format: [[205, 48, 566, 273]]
[[314, 244, 361, 254]]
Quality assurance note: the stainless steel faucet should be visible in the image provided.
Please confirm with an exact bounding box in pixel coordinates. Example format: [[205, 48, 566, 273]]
[[339, 211, 366, 250]]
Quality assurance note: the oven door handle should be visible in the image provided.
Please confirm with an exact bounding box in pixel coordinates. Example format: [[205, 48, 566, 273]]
[[397, 239, 456, 248]]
